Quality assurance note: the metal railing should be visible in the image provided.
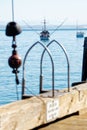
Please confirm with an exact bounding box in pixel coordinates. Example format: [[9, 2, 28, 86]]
[[22, 40, 70, 99], [22, 41, 54, 98], [40, 40, 70, 93]]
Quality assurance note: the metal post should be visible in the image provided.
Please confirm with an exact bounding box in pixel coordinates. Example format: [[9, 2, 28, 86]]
[[40, 40, 70, 92], [82, 37, 87, 81]]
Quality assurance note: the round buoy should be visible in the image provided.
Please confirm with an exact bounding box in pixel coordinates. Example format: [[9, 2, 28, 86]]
[[8, 52, 22, 69], [6, 21, 22, 36]]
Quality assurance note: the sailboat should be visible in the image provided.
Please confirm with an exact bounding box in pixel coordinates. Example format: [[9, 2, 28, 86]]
[[40, 19, 50, 41]]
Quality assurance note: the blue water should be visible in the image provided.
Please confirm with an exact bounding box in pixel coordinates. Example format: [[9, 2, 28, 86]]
[[0, 28, 86, 106]]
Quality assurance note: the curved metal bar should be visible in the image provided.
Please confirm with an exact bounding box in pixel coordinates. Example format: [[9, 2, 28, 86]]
[[40, 39, 70, 92], [22, 41, 54, 98], [40, 47, 54, 96]]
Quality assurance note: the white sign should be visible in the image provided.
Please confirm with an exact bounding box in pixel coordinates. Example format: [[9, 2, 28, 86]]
[[46, 99, 59, 122]]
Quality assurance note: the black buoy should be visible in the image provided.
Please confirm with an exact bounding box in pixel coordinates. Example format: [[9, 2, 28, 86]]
[[6, 21, 22, 36]]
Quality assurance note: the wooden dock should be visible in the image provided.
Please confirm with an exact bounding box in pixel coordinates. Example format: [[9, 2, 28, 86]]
[[38, 112, 87, 130], [0, 83, 87, 130]]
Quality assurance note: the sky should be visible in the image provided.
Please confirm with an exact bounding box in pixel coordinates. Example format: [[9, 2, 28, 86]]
[[0, 0, 87, 25]]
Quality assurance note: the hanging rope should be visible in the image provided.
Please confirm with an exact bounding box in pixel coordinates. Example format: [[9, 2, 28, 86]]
[[5, 0, 22, 101], [25, 87, 45, 103], [15, 84, 19, 100], [12, 0, 14, 21]]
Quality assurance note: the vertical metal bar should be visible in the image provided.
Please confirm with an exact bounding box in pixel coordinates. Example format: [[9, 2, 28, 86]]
[[40, 45, 54, 97], [40, 75, 43, 93], [12, 0, 14, 21], [82, 37, 87, 81]]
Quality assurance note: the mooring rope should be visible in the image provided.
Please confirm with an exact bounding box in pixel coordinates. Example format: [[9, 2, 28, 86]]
[[25, 87, 45, 103]]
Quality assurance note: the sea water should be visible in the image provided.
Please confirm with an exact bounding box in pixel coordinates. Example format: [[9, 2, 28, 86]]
[[0, 27, 86, 105]]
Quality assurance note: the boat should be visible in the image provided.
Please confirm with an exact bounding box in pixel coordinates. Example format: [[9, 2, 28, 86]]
[[76, 22, 84, 38], [40, 19, 50, 41], [76, 31, 84, 38], [23, 19, 66, 41], [76, 32, 84, 38]]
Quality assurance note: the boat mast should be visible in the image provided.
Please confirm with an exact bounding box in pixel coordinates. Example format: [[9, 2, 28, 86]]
[[76, 20, 79, 32], [44, 19, 46, 31]]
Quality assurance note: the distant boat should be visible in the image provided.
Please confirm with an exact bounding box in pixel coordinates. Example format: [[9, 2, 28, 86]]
[[23, 19, 66, 41], [40, 19, 50, 41], [76, 22, 84, 38], [76, 31, 84, 38]]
